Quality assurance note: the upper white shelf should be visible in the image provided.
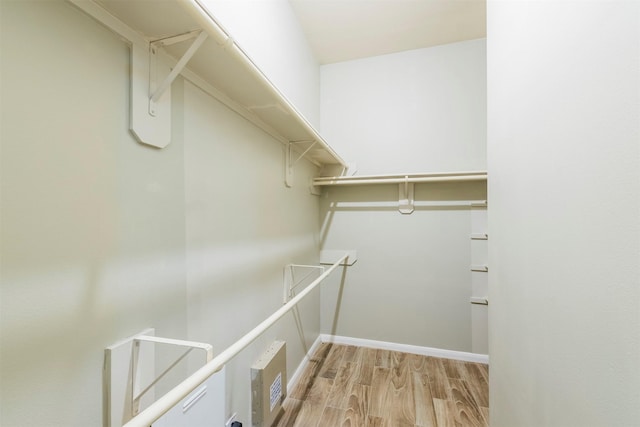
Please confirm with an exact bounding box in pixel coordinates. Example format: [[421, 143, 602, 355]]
[[74, 0, 346, 169]]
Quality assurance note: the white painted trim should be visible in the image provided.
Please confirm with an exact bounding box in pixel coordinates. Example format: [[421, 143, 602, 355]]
[[286, 335, 323, 394], [320, 334, 489, 365]]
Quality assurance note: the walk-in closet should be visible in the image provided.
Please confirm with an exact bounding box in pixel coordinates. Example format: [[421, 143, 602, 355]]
[[1, 1, 638, 427]]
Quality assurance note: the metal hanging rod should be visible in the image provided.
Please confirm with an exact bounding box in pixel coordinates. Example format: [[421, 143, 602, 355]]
[[313, 171, 487, 186], [122, 253, 350, 427]]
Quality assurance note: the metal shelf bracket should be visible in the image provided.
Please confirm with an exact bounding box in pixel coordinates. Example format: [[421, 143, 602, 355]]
[[104, 329, 214, 427], [285, 140, 318, 187], [283, 264, 325, 303], [399, 177, 415, 214], [133, 30, 207, 148], [131, 335, 213, 416], [148, 31, 208, 115], [67, 0, 208, 148]]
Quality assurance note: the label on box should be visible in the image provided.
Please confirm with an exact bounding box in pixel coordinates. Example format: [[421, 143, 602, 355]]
[[269, 372, 282, 411]]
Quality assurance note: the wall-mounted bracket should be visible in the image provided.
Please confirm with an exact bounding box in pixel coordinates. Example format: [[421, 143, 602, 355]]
[[131, 335, 213, 415], [131, 30, 207, 148], [470, 233, 489, 240], [283, 264, 325, 303], [399, 177, 415, 214], [104, 329, 215, 427], [149, 31, 208, 116], [470, 296, 489, 305], [285, 140, 318, 187]]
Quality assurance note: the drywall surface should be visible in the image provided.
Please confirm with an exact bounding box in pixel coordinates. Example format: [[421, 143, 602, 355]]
[[0, 1, 324, 426], [0, 1, 188, 425], [201, 0, 321, 127], [321, 38, 486, 175], [318, 40, 487, 352], [488, 1, 640, 426], [182, 79, 322, 422], [319, 183, 486, 351]]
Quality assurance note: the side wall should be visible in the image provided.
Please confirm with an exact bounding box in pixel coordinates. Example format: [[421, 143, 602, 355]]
[[0, 2, 188, 425], [182, 79, 322, 421], [319, 40, 487, 352], [487, 1, 640, 426], [200, 0, 321, 127], [0, 1, 323, 426]]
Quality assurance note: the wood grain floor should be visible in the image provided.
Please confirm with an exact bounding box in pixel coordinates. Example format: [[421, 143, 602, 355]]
[[275, 343, 489, 427]]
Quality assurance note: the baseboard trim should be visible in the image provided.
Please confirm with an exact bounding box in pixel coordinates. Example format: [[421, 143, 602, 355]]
[[319, 334, 489, 364], [287, 334, 323, 393]]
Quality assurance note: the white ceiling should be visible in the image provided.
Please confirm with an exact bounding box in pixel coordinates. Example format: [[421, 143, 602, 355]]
[[289, 0, 486, 64]]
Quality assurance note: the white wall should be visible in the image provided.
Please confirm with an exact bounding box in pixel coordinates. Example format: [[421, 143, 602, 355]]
[[488, 1, 640, 426], [0, 2, 188, 425], [182, 79, 322, 420], [200, 0, 321, 127], [321, 39, 486, 175], [0, 1, 323, 426], [319, 40, 487, 352]]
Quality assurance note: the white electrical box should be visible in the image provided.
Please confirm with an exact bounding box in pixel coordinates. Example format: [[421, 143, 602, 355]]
[[251, 341, 287, 427]]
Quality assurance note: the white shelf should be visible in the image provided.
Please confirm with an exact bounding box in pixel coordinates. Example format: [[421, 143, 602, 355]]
[[70, 0, 346, 170], [313, 171, 487, 186]]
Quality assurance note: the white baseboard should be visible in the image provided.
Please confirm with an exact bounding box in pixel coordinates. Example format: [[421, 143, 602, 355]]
[[287, 334, 323, 393], [319, 334, 489, 365]]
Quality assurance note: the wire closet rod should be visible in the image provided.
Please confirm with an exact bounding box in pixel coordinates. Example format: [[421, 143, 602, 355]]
[[122, 253, 349, 427], [313, 171, 487, 186]]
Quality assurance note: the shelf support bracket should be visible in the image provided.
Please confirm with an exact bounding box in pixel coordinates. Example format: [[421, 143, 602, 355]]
[[398, 177, 414, 214], [131, 30, 207, 148], [131, 335, 213, 416], [285, 140, 317, 187], [283, 264, 325, 304], [149, 31, 208, 112]]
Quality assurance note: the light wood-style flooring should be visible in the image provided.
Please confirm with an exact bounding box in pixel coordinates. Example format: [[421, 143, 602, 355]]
[[274, 343, 489, 427]]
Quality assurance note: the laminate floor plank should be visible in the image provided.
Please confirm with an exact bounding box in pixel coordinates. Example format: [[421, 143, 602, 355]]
[[426, 357, 452, 400], [442, 358, 463, 379], [383, 420, 416, 427], [320, 344, 347, 380], [412, 372, 437, 427], [474, 363, 490, 384], [311, 342, 332, 363], [342, 345, 360, 363], [375, 349, 391, 368], [366, 415, 384, 427], [274, 398, 303, 427], [449, 378, 487, 427], [318, 406, 346, 426], [480, 407, 490, 425], [390, 350, 408, 369], [433, 399, 458, 427], [384, 352, 416, 426], [409, 353, 429, 374], [355, 347, 376, 386], [342, 383, 369, 426], [463, 364, 489, 408], [292, 377, 334, 427], [279, 343, 489, 427], [368, 366, 391, 418], [326, 361, 357, 409], [289, 359, 321, 400]]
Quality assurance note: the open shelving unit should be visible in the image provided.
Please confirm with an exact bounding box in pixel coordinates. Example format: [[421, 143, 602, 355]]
[[69, 0, 347, 186], [313, 171, 488, 213]]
